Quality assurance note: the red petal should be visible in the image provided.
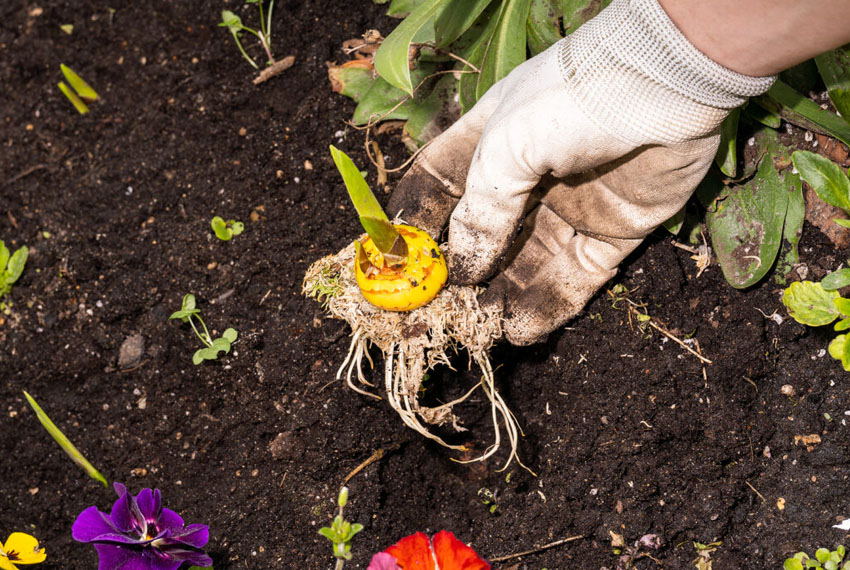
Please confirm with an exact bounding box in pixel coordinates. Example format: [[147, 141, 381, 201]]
[[384, 532, 436, 570], [432, 531, 490, 570]]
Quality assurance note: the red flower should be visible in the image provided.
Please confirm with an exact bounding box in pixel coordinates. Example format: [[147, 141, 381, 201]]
[[367, 531, 490, 570]]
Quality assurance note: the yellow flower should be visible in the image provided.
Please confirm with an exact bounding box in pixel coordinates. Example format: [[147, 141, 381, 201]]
[[0, 533, 45, 569]]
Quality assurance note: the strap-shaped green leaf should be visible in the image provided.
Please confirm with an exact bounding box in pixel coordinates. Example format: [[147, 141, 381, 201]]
[[755, 80, 850, 148], [475, 0, 531, 101], [434, 0, 492, 48], [527, 0, 563, 57], [60, 64, 98, 103], [715, 108, 740, 177], [816, 46, 850, 127], [329, 146, 405, 258], [374, 0, 448, 95], [58, 81, 89, 114], [0, 240, 9, 272], [792, 150, 850, 214]]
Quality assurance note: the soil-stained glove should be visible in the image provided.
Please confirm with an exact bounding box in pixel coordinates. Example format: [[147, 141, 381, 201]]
[[387, 0, 775, 345]]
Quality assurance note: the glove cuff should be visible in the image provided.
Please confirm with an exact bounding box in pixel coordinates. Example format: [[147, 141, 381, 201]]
[[559, 0, 776, 144]]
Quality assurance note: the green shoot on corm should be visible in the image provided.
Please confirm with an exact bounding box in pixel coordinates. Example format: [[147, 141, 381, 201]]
[[24, 391, 108, 487], [169, 294, 238, 365], [59, 63, 99, 114], [318, 487, 363, 570], [211, 216, 244, 241], [219, 1, 276, 70], [0, 239, 27, 312], [784, 545, 849, 570]]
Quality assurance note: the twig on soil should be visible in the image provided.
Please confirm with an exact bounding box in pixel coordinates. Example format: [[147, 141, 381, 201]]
[[4, 164, 47, 187], [488, 535, 584, 562], [369, 140, 388, 188], [745, 480, 766, 502], [342, 443, 402, 486], [253, 54, 295, 85]]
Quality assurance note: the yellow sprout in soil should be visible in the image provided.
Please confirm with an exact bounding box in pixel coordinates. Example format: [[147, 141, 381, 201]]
[[303, 240, 529, 472], [355, 224, 448, 312]]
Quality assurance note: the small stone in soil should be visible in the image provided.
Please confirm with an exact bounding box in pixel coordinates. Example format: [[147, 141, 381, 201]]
[[118, 334, 145, 369]]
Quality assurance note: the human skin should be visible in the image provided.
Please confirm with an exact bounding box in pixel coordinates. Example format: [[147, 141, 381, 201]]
[[659, 0, 850, 77]]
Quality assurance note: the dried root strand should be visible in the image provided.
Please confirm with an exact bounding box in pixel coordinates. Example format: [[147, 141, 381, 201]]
[[303, 242, 530, 472]]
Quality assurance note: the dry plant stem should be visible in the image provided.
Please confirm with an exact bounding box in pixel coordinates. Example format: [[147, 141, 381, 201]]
[[253, 54, 295, 85], [304, 241, 529, 471], [489, 535, 585, 563]]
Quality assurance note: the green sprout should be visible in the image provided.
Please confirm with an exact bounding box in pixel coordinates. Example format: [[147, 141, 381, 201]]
[[318, 487, 363, 570], [169, 294, 238, 365], [0, 240, 27, 312], [210, 216, 244, 241], [24, 391, 108, 487], [784, 545, 849, 570], [58, 63, 98, 114], [477, 488, 499, 514], [219, 1, 276, 70]]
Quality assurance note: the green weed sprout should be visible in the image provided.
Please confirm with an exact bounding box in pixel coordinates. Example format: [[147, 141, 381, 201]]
[[0, 240, 27, 311], [211, 216, 244, 241], [24, 391, 108, 487], [318, 487, 363, 570], [169, 294, 238, 365], [784, 545, 849, 570], [219, 1, 275, 70], [58, 64, 98, 114]]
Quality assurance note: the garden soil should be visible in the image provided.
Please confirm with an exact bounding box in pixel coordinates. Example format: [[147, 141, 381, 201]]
[[2, 1, 849, 569]]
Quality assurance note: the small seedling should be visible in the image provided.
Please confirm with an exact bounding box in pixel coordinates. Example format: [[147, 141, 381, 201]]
[[211, 216, 244, 241], [477, 488, 499, 514], [319, 487, 363, 570], [58, 64, 98, 114], [693, 540, 721, 570], [782, 278, 850, 371], [0, 240, 28, 311], [219, 1, 275, 70], [784, 545, 849, 570], [169, 294, 238, 365], [24, 391, 108, 487]]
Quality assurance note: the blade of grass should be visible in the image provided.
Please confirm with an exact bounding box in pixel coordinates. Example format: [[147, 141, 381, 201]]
[[24, 391, 108, 487], [754, 79, 850, 147], [60, 64, 98, 103], [58, 82, 90, 114]]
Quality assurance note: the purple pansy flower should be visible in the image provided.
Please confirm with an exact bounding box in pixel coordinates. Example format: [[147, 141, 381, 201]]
[[72, 482, 212, 570]]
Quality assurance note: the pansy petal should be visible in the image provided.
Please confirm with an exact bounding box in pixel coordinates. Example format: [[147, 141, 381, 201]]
[[432, 531, 490, 570], [73, 507, 134, 543], [2, 532, 46, 564], [108, 489, 137, 534], [384, 532, 435, 570], [151, 544, 212, 568], [169, 524, 208, 549], [155, 508, 184, 534], [93, 544, 150, 570], [367, 552, 402, 570], [136, 489, 157, 524]]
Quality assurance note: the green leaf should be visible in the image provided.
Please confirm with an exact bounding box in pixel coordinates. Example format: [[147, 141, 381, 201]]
[[475, 0, 531, 101], [835, 297, 850, 317], [527, 0, 564, 57], [715, 108, 740, 177], [219, 10, 244, 33], [457, 3, 502, 112], [792, 150, 850, 214], [192, 349, 206, 365], [837, 546, 846, 559], [785, 558, 804, 570], [230, 221, 244, 236], [755, 80, 850, 148], [210, 337, 232, 354], [187, 566, 214, 570], [706, 130, 798, 288], [835, 218, 850, 228], [222, 328, 238, 343], [24, 391, 108, 487], [386, 0, 428, 17], [403, 72, 459, 147], [182, 293, 196, 311], [827, 560, 839, 570], [823, 268, 850, 290], [350, 64, 439, 125], [434, 0, 492, 48], [58, 81, 90, 115], [318, 527, 337, 541], [211, 216, 233, 240], [782, 281, 840, 326], [328, 63, 377, 104], [745, 102, 782, 129], [60, 24, 74, 35], [819, 550, 834, 564], [0, 240, 9, 272], [6, 246, 27, 284], [834, 317, 850, 331], [374, 0, 448, 95], [780, 170, 806, 271], [816, 45, 850, 125], [661, 206, 685, 235], [329, 145, 401, 255], [60, 64, 98, 102]]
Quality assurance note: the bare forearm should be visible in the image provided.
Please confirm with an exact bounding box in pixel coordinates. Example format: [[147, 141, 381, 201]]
[[659, 0, 850, 77]]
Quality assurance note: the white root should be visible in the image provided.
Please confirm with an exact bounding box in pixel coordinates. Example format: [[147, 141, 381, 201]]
[[303, 242, 530, 472]]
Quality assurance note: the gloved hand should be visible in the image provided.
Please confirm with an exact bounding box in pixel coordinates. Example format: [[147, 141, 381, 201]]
[[387, 0, 775, 346]]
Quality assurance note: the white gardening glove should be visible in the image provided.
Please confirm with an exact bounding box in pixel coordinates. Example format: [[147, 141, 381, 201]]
[[387, 0, 775, 345]]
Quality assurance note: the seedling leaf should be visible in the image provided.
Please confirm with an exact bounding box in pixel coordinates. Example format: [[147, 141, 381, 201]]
[[7, 246, 28, 283], [219, 10, 243, 33], [193, 349, 206, 365], [834, 218, 850, 229], [24, 391, 108, 487], [60, 64, 98, 103], [222, 328, 238, 343], [823, 268, 850, 291], [784, 560, 803, 570], [211, 216, 230, 240], [374, 0, 447, 95], [58, 81, 90, 114], [183, 293, 196, 311], [230, 221, 244, 236], [0, 242, 8, 272], [782, 281, 840, 326], [792, 150, 850, 214]]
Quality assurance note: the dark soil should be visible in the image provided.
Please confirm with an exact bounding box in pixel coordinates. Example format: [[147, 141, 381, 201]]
[[2, 2, 849, 569]]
